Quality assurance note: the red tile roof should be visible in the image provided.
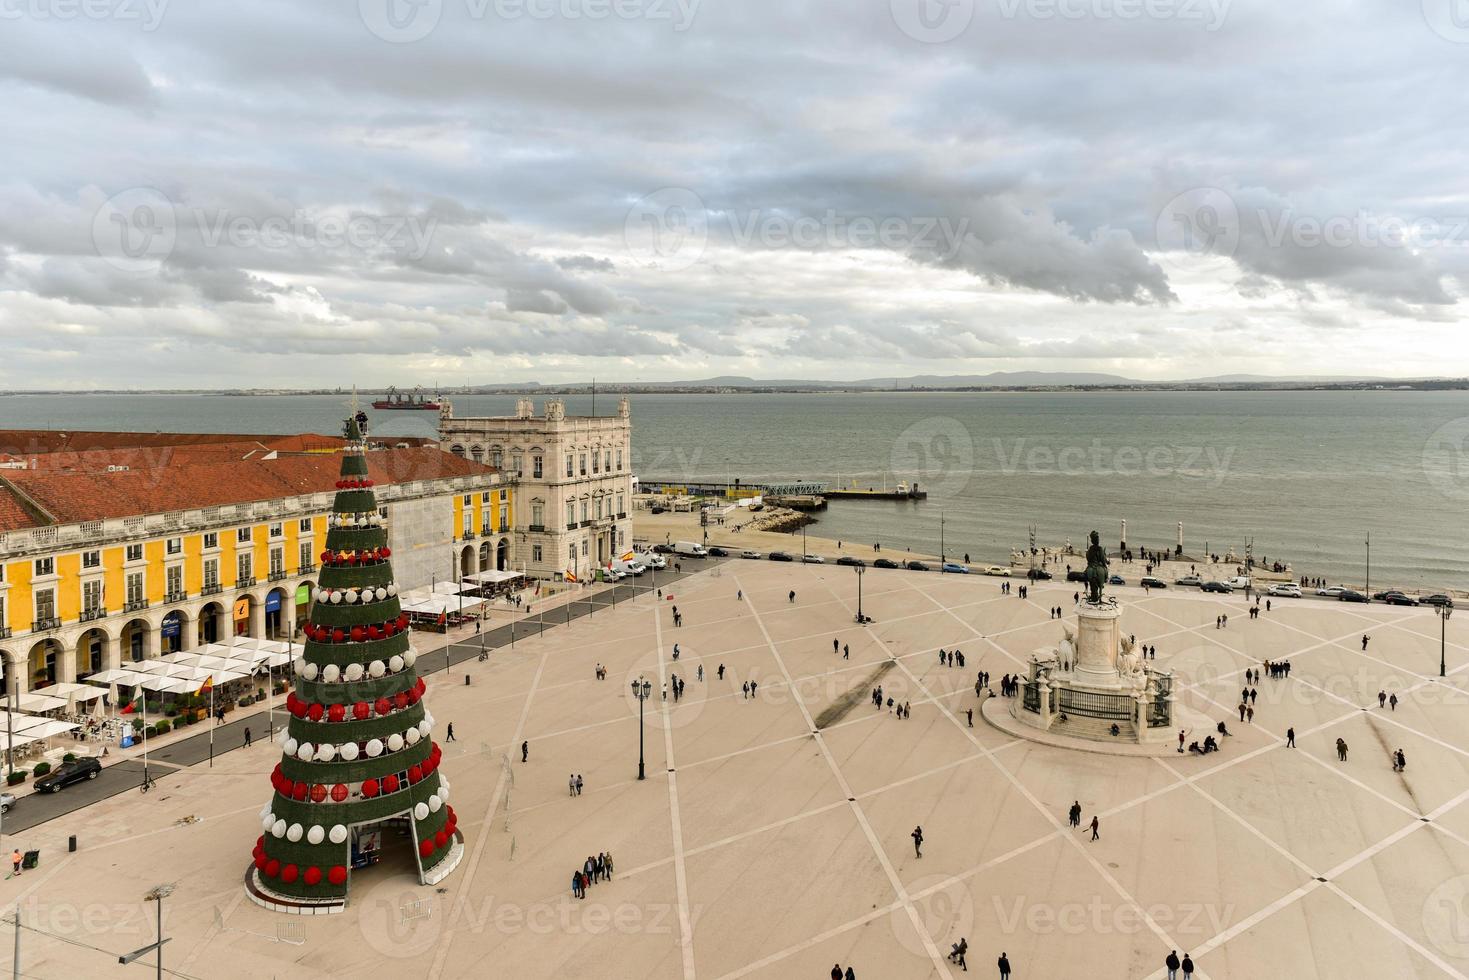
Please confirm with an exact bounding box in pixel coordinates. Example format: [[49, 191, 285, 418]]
[[0, 486, 40, 533], [0, 429, 347, 456], [0, 448, 497, 528]]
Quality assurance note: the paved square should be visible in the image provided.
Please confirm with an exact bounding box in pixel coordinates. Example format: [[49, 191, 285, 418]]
[[6, 562, 1469, 979]]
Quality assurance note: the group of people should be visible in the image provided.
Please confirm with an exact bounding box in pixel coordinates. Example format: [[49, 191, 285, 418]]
[[973, 671, 992, 696], [1264, 660, 1292, 679], [938, 648, 966, 668], [1214, 614, 1230, 629], [569, 851, 614, 898], [996, 674, 1020, 698], [1066, 800, 1099, 840], [1164, 950, 1196, 978], [567, 773, 585, 796], [999, 581, 1029, 599], [740, 679, 760, 699], [828, 966, 857, 980], [872, 686, 913, 718]]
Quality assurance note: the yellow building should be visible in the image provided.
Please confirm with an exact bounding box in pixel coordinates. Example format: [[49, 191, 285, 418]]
[[0, 444, 509, 697]]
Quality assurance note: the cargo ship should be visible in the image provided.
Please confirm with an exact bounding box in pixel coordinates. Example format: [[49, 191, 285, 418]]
[[371, 386, 441, 410]]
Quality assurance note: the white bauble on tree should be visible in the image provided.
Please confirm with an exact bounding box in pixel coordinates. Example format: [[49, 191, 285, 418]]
[[306, 825, 325, 845], [414, 802, 430, 820], [344, 662, 364, 682], [315, 743, 336, 762], [365, 738, 384, 758], [286, 823, 303, 843], [428, 795, 442, 813], [271, 819, 287, 838], [369, 660, 386, 678], [329, 824, 348, 844], [389, 655, 404, 672], [297, 743, 314, 762], [387, 732, 404, 752], [339, 741, 360, 761], [322, 663, 340, 683]]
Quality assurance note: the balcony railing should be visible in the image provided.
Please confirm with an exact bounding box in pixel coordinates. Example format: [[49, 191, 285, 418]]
[[298, 563, 316, 574], [32, 617, 61, 632], [80, 607, 107, 623], [566, 523, 577, 531], [237, 576, 257, 588], [268, 570, 288, 582], [0, 627, 11, 640], [201, 582, 223, 596], [124, 598, 150, 612], [527, 524, 546, 533], [461, 531, 477, 541], [164, 590, 187, 603]]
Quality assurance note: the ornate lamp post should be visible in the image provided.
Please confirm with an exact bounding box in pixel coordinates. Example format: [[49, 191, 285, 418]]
[[1439, 605, 1453, 678], [630, 676, 652, 780], [854, 565, 866, 624]]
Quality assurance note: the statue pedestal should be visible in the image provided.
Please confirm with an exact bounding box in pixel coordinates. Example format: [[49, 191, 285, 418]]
[[1072, 601, 1123, 688]]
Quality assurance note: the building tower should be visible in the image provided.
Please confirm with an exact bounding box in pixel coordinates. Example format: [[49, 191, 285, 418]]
[[247, 413, 462, 913]]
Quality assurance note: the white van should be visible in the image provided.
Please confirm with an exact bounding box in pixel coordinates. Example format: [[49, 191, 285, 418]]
[[673, 541, 708, 557], [612, 558, 646, 577], [1225, 576, 1252, 590]]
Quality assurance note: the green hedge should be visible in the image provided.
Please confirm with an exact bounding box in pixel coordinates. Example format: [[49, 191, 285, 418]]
[[32, 762, 50, 777], [6, 772, 25, 786], [155, 720, 171, 735]]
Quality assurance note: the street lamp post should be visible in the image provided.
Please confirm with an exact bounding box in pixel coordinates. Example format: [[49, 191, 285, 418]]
[[1440, 605, 1453, 678], [855, 565, 865, 624], [630, 676, 652, 780], [939, 512, 945, 570], [119, 883, 174, 980]]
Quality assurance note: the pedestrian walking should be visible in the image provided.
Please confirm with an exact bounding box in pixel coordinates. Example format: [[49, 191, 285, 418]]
[[1286, 727, 1295, 748], [966, 707, 973, 727], [843, 643, 849, 660], [1089, 815, 1099, 841], [1337, 737, 1349, 762], [1390, 693, 1397, 711], [1181, 953, 1194, 979], [446, 723, 456, 742], [697, 664, 704, 682], [831, 966, 842, 980], [11, 849, 21, 876], [243, 726, 252, 748], [569, 774, 577, 797], [1165, 950, 1180, 980], [997, 952, 1011, 979], [575, 774, 584, 796], [789, 590, 796, 603], [521, 740, 529, 763], [1378, 690, 1386, 708], [1363, 634, 1370, 650], [912, 825, 923, 857], [718, 663, 725, 680]]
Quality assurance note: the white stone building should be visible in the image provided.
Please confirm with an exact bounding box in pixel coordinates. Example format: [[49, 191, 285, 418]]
[[438, 398, 633, 582]]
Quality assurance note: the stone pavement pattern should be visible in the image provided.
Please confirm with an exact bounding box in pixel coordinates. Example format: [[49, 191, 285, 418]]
[[4, 561, 1469, 979]]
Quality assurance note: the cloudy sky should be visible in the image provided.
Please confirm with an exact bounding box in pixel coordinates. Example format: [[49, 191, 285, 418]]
[[2, 0, 1467, 388]]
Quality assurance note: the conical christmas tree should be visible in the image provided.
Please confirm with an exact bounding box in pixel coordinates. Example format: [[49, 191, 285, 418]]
[[249, 413, 461, 908]]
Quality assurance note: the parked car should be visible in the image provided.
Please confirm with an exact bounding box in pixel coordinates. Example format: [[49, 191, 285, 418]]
[[1066, 570, 1087, 583], [1174, 575, 1203, 587], [0, 792, 14, 814], [708, 547, 729, 557], [802, 554, 825, 564], [942, 562, 970, 574], [1201, 581, 1233, 594], [1108, 575, 1126, 586], [652, 544, 674, 554], [35, 757, 102, 793], [1267, 583, 1302, 598], [1421, 594, 1456, 608], [982, 565, 1011, 577], [836, 556, 866, 567], [1316, 585, 1350, 597], [1338, 590, 1370, 603], [739, 550, 761, 560], [644, 554, 668, 570], [1140, 576, 1167, 589], [874, 558, 901, 569], [1384, 593, 1420, 606], [1027, 568, 1053, 580], [906, 561, 930, 571], [1225, 576, 1252, 590], [768, 551, 794, 562]]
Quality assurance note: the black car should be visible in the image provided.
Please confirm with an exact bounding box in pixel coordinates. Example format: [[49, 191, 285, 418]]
[[874, 558, 901, 569], [35, 757, 102, 793], [1066, 570, 1086, 583], [906, 561, 930, 571], [1027, 568, 1053, 580], [1338, 590, 1369, 603], [836, 556, 867, 567], [652, 544, 674, 554], [768, 551, 795, 562], [1140, 576, 1167, 589], [1201, 581, 1233, 594], [708, 547, 729, 557], [1384, 593, 1419, 606], [1422, 594, 1455, 608]]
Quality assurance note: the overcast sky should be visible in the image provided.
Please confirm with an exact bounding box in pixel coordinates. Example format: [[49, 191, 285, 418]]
[[2, 0, 1467, 388]]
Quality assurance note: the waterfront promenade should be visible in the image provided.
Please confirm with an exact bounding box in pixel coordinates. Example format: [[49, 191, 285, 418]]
[[4, 558, 1468, 978]]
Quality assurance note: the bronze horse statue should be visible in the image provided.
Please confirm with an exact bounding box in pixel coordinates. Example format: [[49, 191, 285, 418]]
[[1083, 530, 1108, 604]]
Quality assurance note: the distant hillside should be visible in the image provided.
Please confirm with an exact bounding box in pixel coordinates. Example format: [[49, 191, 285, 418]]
[[856, 371, 1138, 388]]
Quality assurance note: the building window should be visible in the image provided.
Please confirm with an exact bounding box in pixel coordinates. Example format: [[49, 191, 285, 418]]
[[532, 545, 543, 562], [604, 450, 612, 472], [236, 527, 252, 544], [125, 573, 144, 605], [203, 558, 220, 589], [298, 518, 313, 533], [568, 543, 576, 564], [533, 454, 543, 478], [565, 501, 575, 527], [618, 529, 625, 547], [581, 539, 588, 557], [470, 446, 483, 463], [498, 505, 508, 530], [34, 557, 55, 577], [565, 454, 574, 478], [451, 445, 466, 458], [580, 500, 589, 523], [125, 544, 143, 562], [81, 550, 101, 569], [463, 494, 472, 506], [166, 537, 183, 555], [269, 547, 284, 576], [0, 596, 5, 629], [616, 448, 623, 471], [299, 542, 313, 570], [82, 579, 102, 616], [481, 491, 491, 503], [237, 553, 253, 582], [511, 453, 522, 474], [532, 502, 544, 527], [269, 523, 283, 539], [617, 493, 625, 515], [491, 449, 503, 468], [35, 588, 56, 623], [595, 497, 603, 520], [579, 454, 587, 476], [166, 565, 183, 597], [203, 532, 219, 549], [592, 452, 600, 474]]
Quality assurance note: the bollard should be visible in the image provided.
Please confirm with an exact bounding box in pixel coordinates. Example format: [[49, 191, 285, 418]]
[[465, 674, 471, 686], [68, 835, 77, 853]]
